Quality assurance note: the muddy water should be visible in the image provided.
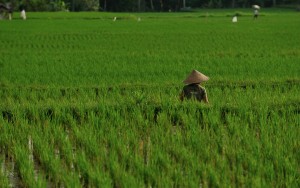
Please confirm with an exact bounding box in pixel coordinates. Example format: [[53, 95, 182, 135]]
[[1, 155, 22, 187], [28, 136, 41, 183], [1, 133, 79, 187], [0, 137, 54, 187], [0, 136, 35, 187]]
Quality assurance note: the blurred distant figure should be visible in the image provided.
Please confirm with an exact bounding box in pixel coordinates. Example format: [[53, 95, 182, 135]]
[[8, 11, 12, 20], [232, 15, 237, 23], [19, 4, 26, 20], [180, 70, 209, 103], [7, 3, 12, 20], [0, 3, 13, 20], [252, 5, 260, 19], [253, 9, 259, 19], [20, 9, 26, 20]]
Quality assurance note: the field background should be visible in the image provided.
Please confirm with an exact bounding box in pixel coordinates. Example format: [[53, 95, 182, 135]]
[[0, 9, 299, 187]]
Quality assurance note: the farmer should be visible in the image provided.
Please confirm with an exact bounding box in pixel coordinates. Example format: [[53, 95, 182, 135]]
[[232, 14, 238, 23], [0, 3, 13, 20], [180, 70, 209, 103], [19, 4, 26, 20], [8, 7, 12, 20], [253, 9, 259, 19]]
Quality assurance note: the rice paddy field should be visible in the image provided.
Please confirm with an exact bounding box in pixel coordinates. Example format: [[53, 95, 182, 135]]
[[0, 9, 299, 187]]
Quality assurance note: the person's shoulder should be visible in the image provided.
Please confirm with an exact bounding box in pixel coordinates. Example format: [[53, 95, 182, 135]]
[[183, 84, 206, 92], [183, 84, 197, 89], [198, 85, 207, 92]]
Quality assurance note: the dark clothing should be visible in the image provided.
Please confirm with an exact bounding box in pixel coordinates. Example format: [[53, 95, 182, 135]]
[[0, 4, 10, 12], [19, 5, 26, 11], [180, 84, 207, 102], [0, 3, 12, 14]]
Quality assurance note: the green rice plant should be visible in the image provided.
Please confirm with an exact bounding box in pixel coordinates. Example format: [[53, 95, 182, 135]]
[[1, 11, 300, 87], [13, 144, 47, 187], [31, 124, 79, 186], [75, 151, 112, 186], [0, 10, 299, 187]]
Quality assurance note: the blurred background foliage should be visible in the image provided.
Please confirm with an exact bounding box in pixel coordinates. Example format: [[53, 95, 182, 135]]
[[0, 0, 299, 12]]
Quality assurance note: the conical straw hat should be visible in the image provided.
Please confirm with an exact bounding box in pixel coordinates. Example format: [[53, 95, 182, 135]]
[[252, 5, 260, 9], [183, 70, 209, 84]]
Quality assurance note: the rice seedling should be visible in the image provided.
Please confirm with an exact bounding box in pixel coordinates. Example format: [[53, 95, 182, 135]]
[[0, 9, 299, 186]]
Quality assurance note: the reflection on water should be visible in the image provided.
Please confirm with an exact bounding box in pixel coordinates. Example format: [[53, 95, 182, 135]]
[[139, 136, 151, 166], [1, 154, 22, 187], [28, 136, 40, 183], [1, 134, 77, 187], [1, 136, 49, 187]]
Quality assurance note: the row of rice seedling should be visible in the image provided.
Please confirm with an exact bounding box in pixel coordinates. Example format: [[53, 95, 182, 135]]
[[0, 10, 299, 186], [1, 11, 299, 87], [1, 82, 299, 113], [0, 99, 298, 186]]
